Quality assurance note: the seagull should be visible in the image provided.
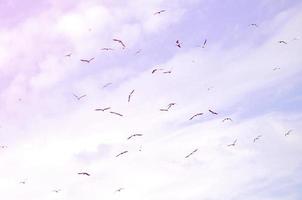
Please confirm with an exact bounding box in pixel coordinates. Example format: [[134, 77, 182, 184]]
[[249, 23, 258, 27], [185, 149, 198, 158], [128, 89, 135, 102], [222, 118, 233, 122], [53, 189, 61, 193], [115, 188, 124, 192], [102, 82, 112, 88], [160, 103, 176, 111], [110, 111, 123, 117], [285, 129, 292, 136], [163, 70, 172, 74], [253, 135, 262, 143], [151, 68, 163, 74], [278, 40, 287, 44], [127, 133, 143, 140], [65, 53, 72, 57], [273, 67, 281, 71], [80, 57, 95, 63], [116, 151, 128, 157], [154, 10, 166, 15], [160, 109, 169, 111], [227, 139, 237, 147], [176, 40, 181, 48], [101, 48, 114, 51], [78, 172, 90, 176], [73, 94, 87, 100], [95, 107, 111, 111], [189, 113, 203, 120], [202, 39, 207, 48], [209, 109, 218, 115], [113, 38, 126, 49], [19, 180, 26, 184]]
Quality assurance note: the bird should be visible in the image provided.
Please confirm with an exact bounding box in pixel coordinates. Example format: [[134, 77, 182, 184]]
[[160, 109, 169, 111], [19, 180, 26, 184], [185, 149, 198, 158], [273, 67, 281, 71], [189, 113, 203, 120], [0, 145, 7, 149], [113, 38, 126, 49], [115, 188, 124, 192], [95, 107, 111, 111], [160, 103, 176, 111], [285, 129, 292, 136], [176, 40, 181, 48], [154, 10, 166, 15], [135, 49, 142, 54], [73, 94, 87, 100], [78, 172, 90, 176], [222, 118, 233, 122], [102, 82, 112, 88], [227, 139, 237, 147], [110, 111, 123, 117], [127, 133, 143, 140], [278, 40, 287, 44], [249, 23, 258, 27], [101, 48, 114, 51], [116, 151, 128, 157], [151, 68, 163, 74], [65, 53, 72, 57], [53, 189, 61, 193], [253, 135, 262, 143], [163, 70, 172, 74], [128, 89, 135, 102], [202, 39, 207, 48], [209, 109, 218, 115], [80, 57, 94, 63]]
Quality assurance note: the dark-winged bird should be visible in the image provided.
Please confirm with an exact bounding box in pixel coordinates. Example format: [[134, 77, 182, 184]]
[[65, 53, 72, 57], [113, 38, 126, 49], [273, 67, 281, 71], [160, 103, 176, 111], [163, 70, 172, 74], [53, 189, 61, 193], [185, 149, 198, 158], [227, 139, 237, 147], [209, 109, 218, 115], [73, 94, 87, 100], [253, 135, 262, 143], [101, 48, 114, 51], [78, 172, 90, 176], [103, 82, 112, 88], [152, 68, 163, 74], [80, 57, 94, 63], [278, 40, 287, 44], [249, 23, 258, 27], [110, 111, 123, 117], [154, 10, 166, 15], [127, 133, 143, 140], [95, 107, 111, 111], [115, 188, 124, 192], [189, 113, 203, 120], [202, 39, 207, 48], [222, 118, 232, 122], [128, 89, 135, 102], [116, 151, 128, 157], [285, 129, 292, 136], [176, 40, 181, 48]]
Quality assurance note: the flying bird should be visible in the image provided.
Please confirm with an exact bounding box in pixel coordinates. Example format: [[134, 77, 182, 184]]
[[222, 118, 233, 122], [209, 109, 218, 115], [102, 82, 112, 88], [185, 149, 198, 158], [151, 68, 163, 74], [154, 10, 166, 15], [227, 139, 237, 147], [19, 181, 26, 184], [113, 38, 126, 49], [78, 172, 90, 176], [249, 23, 258, 27], [160, 109, 169, 111], [135, 49, 142, 54], [110, 111, 123, 117], [65, 53, 72, 57], [101, 48, 114, 51], [253, 135, 262, 143], [273, 67, 281, 71], [202, 39, 207, 48], [53, 189, 61, 193], [115, 188, 124, 192], [127, 133, 143, 140], [189, 113, 203, 120], [278, 40, 287, 44], [160, 103, 176, 111], [0, 145, 7, 149], [163, 70, 172, 74], [176, 40, 181, 48], [73, 94, 87, 100], [285, 129, 292, 136], [116, 151, 128, 157], [128, 89, 135, 102], [80, 57, 94, 63], [95, 107, 111, 111]]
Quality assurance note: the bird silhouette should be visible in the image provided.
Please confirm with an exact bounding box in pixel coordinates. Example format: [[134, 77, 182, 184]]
[[152, 68, 163, 74], [73, 94, 87, 100], [101, 48, 114, 51], [53, 189, 61, 193], [227, 139, 237, 147], [163, 70, 172, 74], [222, 118, 232, 122], [78, 172, 90, 176], [154, 10, 166, 15], [278, 40, 287, 44], [253, 135, 262, 143], [95, 107, 111, 111], [80, 57, 94, 63], [113, 39, 126, 49], [102, 82, 112, 88], [189, 113, 203, 120], [202, 39, 207, 48], [65, 53, 72, 57], [110, 111, 123, 117], [116, 151, 128, 157], [0, 145, 7, 149], [19, 180, 26, 184], [285, 129, 292, 136], [185, 149, 198, 158], [160, 103, 176, 111], [115, 188, 124, 192], [209, 109, 218, 115], [128, 89, 135, 102], [127, 133, 143, 140], [176, 40, 181, 48], [273, 67, 281, 71], [249, 23, 258, 27]]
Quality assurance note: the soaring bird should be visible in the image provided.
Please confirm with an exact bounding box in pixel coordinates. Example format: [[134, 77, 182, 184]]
[[185, 149, 198, 158], [78, 172, 90, 176], [80, 57, 95, 63], [19, 180, 26, 184], [278, 40, 287, 44], [73, 94, 87, 100], [151, 68, 163, 74], [65, 53, 72, 57], [115, 188, 124, 192], [160, 109, 169, 111], [102, 82, 112, 88], [95, 107, 111, 111], [176, 40, 181, 48], [101, 48, 114, 51], [128, 89, 135, 102], [202, 39, 207, 48], [127, 133, 143, 140], [227, 139, 237, 147], [249, 23, 258, 27], [160, 103, 176, 111], [116, 151, 128, 157], [285, 129, 292, 136], [253, 135, 262, 143], [53, 189, 61, 193], [222, 118, 233, 122], [110, 111, 123, 117], [273, 67, 281, 71], [163, 70, 172, 74], [154, 10, 166, 15], [209, 109, 218, 115], [113, 38, 126, 49], [189, 113, 203, 120], [135, 49, 142, 54]]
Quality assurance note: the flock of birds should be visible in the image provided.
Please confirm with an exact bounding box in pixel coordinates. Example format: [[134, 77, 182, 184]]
[[0, 8, 297, 196]]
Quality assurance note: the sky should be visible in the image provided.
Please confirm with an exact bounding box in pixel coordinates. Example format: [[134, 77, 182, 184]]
[[0, 0, 302, 199]]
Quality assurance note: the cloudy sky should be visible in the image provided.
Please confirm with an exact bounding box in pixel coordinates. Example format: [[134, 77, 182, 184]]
[[0, 0, 302, 199]]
